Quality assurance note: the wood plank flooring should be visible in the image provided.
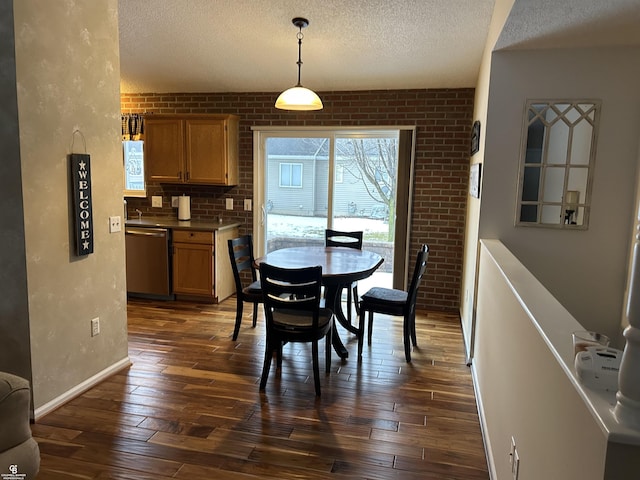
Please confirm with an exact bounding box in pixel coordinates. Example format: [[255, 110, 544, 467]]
[[33, 297, 488, 479]]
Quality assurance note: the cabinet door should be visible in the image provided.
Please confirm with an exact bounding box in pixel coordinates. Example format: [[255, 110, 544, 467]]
[[172, 242, 214, 297], [186, 119, 227, 184], [146, 118, 184, 182]]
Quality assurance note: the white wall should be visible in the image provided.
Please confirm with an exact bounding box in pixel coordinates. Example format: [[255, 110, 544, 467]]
[[475, 240, 608, 479], [479, 46, 640, 345], [460, 0, 516, 360], [10, 0, 129, 413]]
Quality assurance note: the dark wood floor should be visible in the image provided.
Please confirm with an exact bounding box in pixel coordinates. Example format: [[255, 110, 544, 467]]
[[33, 296, 488, 479]]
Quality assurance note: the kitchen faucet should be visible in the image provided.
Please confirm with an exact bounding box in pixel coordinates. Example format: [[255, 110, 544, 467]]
[[135, 208, 142, 220]]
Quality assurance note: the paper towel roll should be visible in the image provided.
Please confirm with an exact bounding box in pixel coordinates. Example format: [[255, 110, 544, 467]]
[[178, 195, 191, 221]]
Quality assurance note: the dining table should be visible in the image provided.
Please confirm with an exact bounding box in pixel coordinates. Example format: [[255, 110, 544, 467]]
[[255, 245, 384, 359]]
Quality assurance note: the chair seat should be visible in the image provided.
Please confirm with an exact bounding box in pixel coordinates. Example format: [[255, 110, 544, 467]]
[[272, 307, 333, 330], [243, 280, 262, 294], [361, 287, 407, 304]]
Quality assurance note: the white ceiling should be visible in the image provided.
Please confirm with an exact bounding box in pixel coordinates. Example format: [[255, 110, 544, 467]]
[[118, 0, 640, 95]]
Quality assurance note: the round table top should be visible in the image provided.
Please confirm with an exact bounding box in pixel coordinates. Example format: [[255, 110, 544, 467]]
[[256, 246, 384, 285]]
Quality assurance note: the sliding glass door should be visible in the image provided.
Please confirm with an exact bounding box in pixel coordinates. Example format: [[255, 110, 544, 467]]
[[253, 128, 415, 290]]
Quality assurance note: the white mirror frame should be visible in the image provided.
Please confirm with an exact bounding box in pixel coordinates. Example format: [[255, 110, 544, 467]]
[[515, 99, 601, 229]]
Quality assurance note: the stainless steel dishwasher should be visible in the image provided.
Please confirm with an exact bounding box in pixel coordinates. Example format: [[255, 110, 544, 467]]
[[125, 227, 172, 298]]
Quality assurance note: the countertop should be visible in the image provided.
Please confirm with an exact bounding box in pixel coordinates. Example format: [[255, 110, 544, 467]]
[[125, 216, 241, 232]]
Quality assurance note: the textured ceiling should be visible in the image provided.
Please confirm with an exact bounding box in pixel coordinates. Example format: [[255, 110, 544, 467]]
[[118, 0, 640, 95], [118, 0, 495, 93]]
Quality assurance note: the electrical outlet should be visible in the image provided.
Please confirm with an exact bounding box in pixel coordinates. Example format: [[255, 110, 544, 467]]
[[226, 198, 233, 210], [171, 196, 179, 208], [109, 216, 121, 233], [151, 195, 163, 208], [91, 317, 100, 337], [244, 199, 252, 211]]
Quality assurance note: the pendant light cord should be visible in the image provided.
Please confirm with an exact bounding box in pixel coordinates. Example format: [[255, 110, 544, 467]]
[[296, 30, 304, 87]]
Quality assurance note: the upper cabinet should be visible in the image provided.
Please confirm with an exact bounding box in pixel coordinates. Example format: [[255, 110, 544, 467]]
[[145, 114, 239, 186]]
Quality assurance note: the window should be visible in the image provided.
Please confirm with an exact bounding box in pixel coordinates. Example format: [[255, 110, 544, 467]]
[[123, 140, 146, 197], [279, 162, 303, 188], [516, 100, 600, 228]]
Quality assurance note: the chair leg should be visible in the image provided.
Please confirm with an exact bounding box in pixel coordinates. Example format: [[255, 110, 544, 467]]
[[346, 287, 352, 324], [259, 343, 273, 390], [403, 314, 412, 363], [252, 302, 258, 328], [312, 340, 321, 396], [232, 297, 243, 341], [367, 310, 374, 346], [410, 310, 418, 346], [276, 343, 283, 369], [325, 329, 331, 373]]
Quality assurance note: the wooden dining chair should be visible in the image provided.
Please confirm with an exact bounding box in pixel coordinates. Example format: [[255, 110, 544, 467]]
[[358, 244, 429, 362], [227, 235, 262, 341], [259, 262, 334, 396], [325, 229, 363, 324]]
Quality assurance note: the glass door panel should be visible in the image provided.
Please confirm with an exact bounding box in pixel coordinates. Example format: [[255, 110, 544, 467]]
[[334, 134, 398, 291], [258, 130, 401, 291], [264, 137, 330, 252]]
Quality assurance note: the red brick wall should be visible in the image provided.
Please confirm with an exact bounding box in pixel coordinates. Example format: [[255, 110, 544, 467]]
[[121, 89, 473, 312]]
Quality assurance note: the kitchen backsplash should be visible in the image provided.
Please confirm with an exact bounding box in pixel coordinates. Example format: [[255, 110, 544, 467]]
[[125, 183, 246, 223]]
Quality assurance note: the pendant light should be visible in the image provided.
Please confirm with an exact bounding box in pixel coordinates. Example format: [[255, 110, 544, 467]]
[[275, 17, 323, 111]]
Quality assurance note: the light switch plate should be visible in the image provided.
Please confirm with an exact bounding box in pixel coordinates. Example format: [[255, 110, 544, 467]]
[[226, 198, 233, 210], [244, 199, 252, 211], [171, 196, 179, 208], [151, 195, 162, 208], [109, 216, 121, 233]]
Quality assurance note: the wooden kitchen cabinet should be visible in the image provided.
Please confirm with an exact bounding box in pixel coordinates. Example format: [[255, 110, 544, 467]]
[[172, 227, 238, 303], [145, 114, 239, 185]]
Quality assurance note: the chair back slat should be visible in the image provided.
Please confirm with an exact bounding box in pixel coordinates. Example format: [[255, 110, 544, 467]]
[[228, 235, 258, 289], [325, 229, 363, 250], [260, 263, 323, 328]]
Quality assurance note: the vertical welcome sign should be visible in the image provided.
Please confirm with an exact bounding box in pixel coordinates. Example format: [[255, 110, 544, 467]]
[[70, 153, 94, 255]]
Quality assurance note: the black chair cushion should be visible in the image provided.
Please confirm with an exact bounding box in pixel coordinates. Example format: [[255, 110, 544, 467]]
[[361, 287, 407, 304]]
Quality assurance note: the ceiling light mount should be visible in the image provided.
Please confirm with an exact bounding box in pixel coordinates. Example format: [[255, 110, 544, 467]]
[[275, 17, 323, 111], [291, 17, 309, 30]]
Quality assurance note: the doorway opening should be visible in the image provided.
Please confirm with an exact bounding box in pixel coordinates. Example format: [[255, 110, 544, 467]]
[[253, 127, 416, 290]]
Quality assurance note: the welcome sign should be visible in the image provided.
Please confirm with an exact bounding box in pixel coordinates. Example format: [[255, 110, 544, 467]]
[[70, 153, 94, 256]]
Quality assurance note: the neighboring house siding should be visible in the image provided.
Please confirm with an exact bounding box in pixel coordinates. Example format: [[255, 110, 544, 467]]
[[333, 162, 383, 218], [266, 157, 316, 216], [121, 89, 474, 312]]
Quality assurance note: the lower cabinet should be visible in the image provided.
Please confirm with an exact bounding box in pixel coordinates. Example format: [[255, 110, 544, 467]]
[[172, 227, 238, 303]]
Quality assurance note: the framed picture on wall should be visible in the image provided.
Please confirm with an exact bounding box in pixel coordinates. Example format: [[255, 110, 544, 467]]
[[471, 120, 481, 155], [470, 163, 481, 198]]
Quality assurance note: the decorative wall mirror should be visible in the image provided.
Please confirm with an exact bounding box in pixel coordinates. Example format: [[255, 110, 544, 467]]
[[516, 100, 600, 229]]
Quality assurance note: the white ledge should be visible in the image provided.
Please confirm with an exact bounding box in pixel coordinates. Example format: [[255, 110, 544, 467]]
[[480, 239, 640, 446]]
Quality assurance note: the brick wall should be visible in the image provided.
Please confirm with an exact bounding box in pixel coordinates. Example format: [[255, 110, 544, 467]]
[[121, 89, 474, 312]]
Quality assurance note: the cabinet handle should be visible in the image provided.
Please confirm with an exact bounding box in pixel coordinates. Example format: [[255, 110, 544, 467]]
[[178, 171, 182, 180]]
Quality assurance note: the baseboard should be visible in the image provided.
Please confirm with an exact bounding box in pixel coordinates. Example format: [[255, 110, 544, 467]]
[[470, 361, 497, 480], [33, 356, 131, 421]]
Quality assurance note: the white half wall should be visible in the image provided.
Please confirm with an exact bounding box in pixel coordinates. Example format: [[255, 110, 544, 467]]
[[474, 240, 640, 479]]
